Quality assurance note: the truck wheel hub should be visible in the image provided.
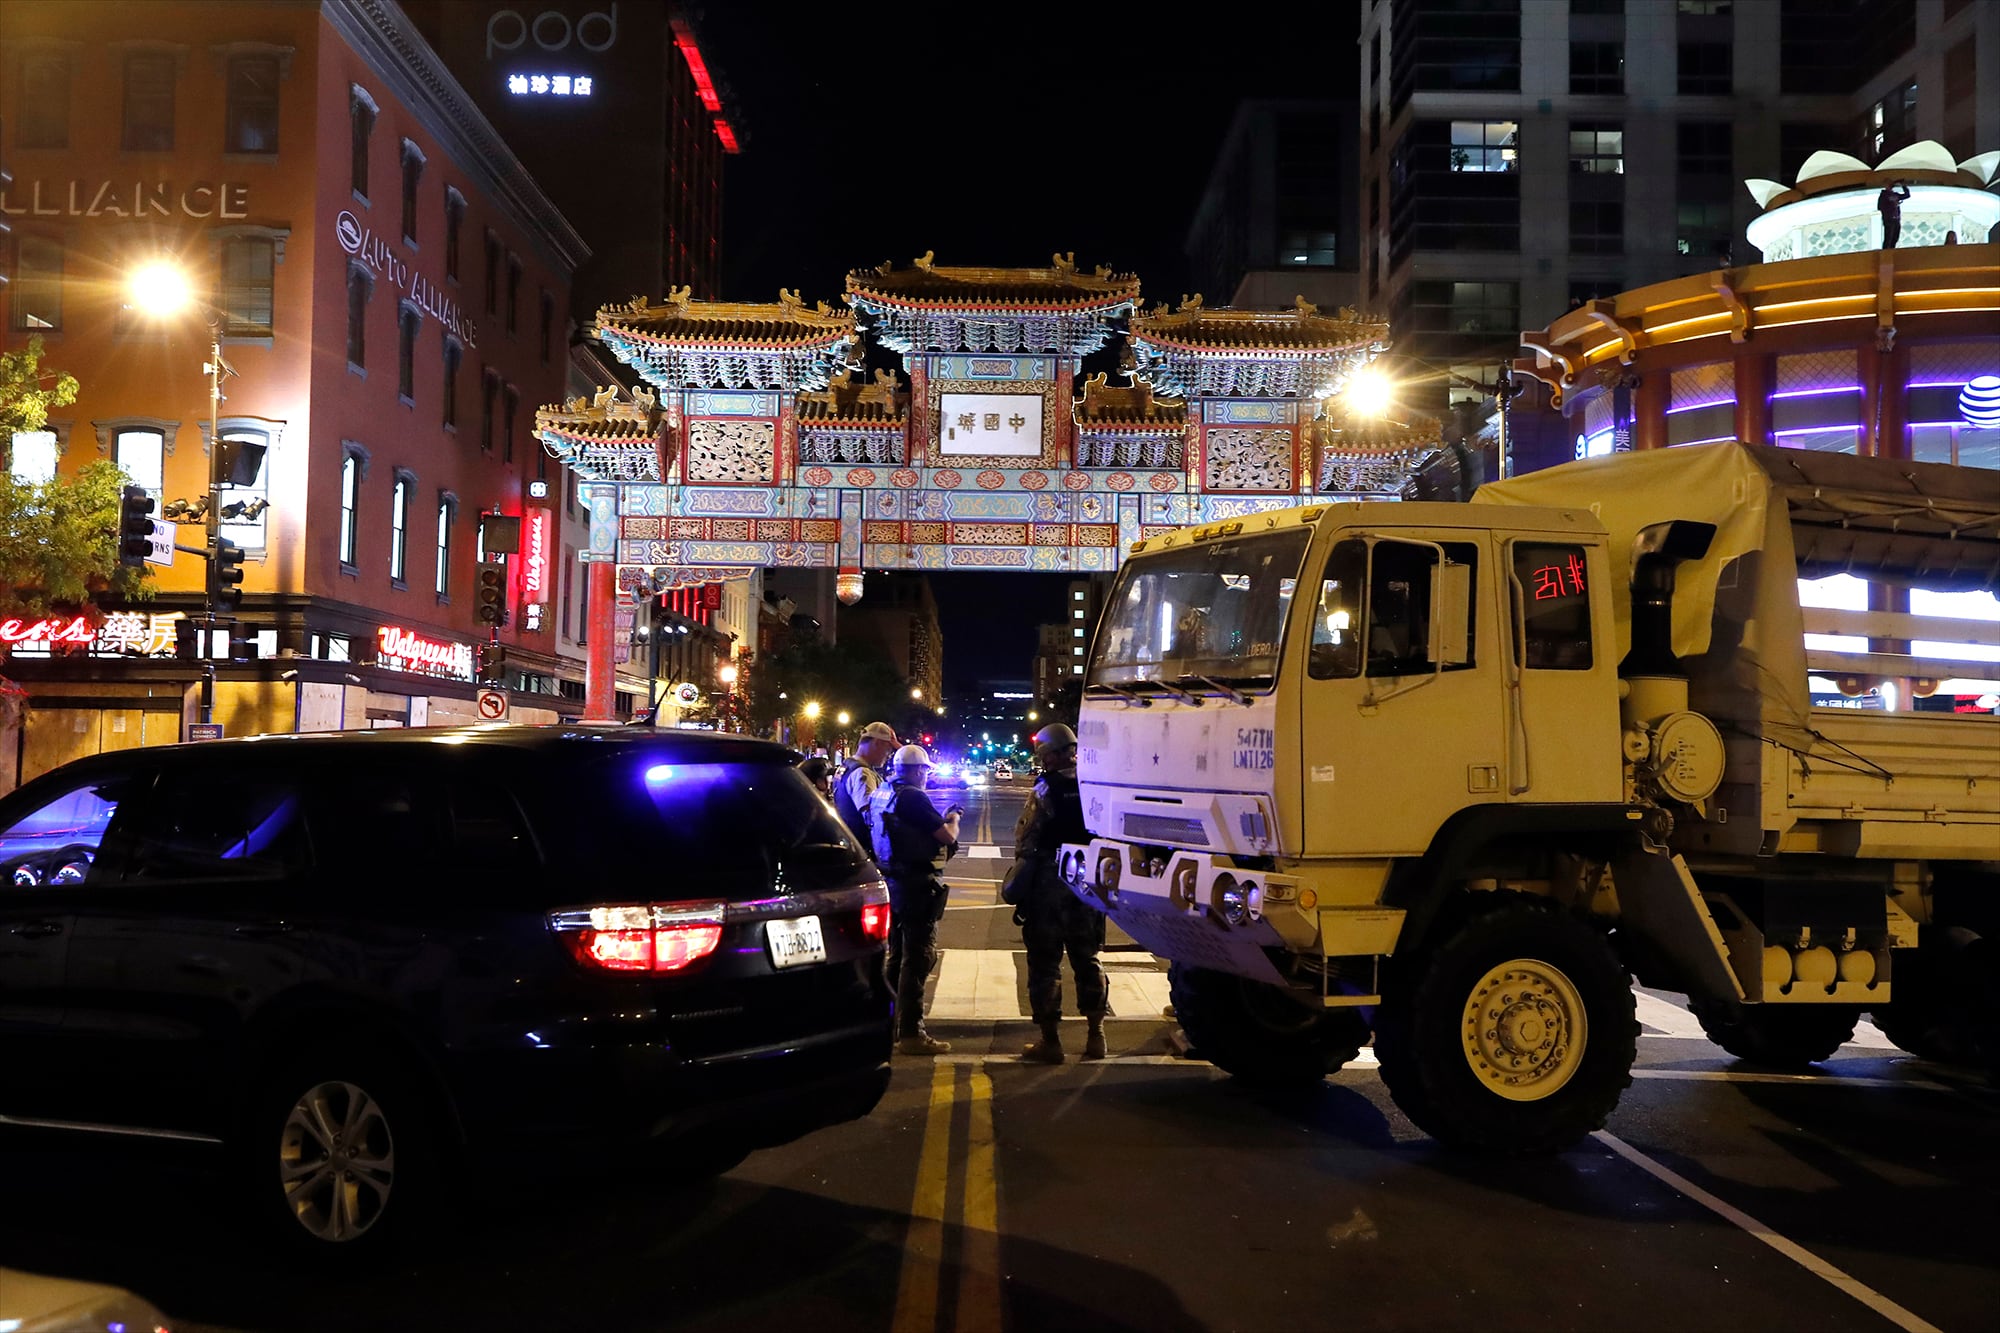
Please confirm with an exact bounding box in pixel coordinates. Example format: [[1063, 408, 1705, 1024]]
[[1462, 961, 1588, 1102]]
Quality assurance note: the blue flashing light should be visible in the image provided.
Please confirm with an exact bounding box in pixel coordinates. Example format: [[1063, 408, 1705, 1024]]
[[645, 764, 676, 784]]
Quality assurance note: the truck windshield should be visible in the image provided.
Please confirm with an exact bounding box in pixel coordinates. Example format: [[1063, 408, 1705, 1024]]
[[1089, 530, 1311, 689]]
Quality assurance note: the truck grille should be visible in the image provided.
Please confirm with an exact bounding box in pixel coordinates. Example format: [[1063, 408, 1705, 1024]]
[[1122, 813, 1209, 845]]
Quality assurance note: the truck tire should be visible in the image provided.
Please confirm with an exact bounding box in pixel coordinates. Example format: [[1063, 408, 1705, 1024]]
[[1166, 963, 1368, 1088], [1685, 998, 1858, 1066], [1375, 893, 1636, 1155]]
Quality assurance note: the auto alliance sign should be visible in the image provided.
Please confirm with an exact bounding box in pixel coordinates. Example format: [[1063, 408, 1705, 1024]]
[[336, 210, 478, 348]]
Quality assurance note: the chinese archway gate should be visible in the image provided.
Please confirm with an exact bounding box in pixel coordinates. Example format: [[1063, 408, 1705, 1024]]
[[536, 255, 1441, 718]]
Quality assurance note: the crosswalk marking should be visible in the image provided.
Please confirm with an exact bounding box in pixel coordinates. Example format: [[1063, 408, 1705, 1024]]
[[924, 949, 1902, 1053]]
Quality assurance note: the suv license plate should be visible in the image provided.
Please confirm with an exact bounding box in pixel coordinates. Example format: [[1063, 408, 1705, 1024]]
[[766, 916, 827, 968]]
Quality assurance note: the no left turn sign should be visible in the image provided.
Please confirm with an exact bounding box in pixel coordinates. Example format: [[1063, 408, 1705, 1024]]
[[476, 688, 509, 721]]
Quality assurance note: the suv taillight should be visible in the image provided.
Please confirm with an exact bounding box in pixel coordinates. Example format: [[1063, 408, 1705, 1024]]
[[861, 901, 891, 941], [548, 901, 728, 973]]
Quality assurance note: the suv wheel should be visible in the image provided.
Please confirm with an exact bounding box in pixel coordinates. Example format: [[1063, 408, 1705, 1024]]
[[243, 1050, 435, 1256]]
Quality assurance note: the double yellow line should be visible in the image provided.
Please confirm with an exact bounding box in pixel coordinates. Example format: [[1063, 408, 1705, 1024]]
[[892, 1061, 1001, 1333]]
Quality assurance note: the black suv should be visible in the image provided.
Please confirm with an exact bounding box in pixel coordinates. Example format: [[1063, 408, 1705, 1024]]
[[0, 727, 893, 1251]]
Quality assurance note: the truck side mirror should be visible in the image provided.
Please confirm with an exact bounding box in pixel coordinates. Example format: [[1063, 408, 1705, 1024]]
[[1428, 561, 1472, 667]]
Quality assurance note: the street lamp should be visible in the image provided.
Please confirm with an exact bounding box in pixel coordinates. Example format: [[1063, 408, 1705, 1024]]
[[128, 257, 237, 725], [910, 686, 923, 700], [1342, 365, 1395, 418], [1028, 709, 1039, 722], [719, 663, 740, 686], [836, 710, 851, 727], [803, 700, 822, 721]]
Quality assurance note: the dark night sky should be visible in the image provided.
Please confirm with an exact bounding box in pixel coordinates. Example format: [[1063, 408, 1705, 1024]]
[[692, 2, 1362, 696]]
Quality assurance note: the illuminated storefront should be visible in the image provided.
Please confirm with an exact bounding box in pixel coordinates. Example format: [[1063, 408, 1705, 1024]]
[[0, 0, 586, 789], [1513, 141, 1999, 713]]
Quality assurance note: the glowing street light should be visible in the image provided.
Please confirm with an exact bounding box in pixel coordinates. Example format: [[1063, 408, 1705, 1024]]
[[718, 663, 740, 686], [803, 701, 821, 720], [128, 259, 196, 318], [836, 710, 851, 727], [1027, 709, 1039, 722], [1343, 365, 1395, 418], [910, 686, 923, 699]]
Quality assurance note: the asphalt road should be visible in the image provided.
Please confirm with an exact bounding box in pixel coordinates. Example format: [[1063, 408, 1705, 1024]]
[[2, 779, 1993, 1333]]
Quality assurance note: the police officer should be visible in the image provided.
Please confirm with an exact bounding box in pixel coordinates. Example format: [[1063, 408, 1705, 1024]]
[[1014, 722, 1107, 1063], [833, 721, 899, 855], [868, 744, 961, 1056]]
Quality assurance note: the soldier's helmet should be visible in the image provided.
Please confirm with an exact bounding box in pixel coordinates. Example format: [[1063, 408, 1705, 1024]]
[[1031, 723, 1078, 769], [889, 743, 933, 782]]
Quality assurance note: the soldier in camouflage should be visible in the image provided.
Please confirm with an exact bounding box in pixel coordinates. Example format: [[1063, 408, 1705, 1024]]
[[1013, 723, 1107, 1063]]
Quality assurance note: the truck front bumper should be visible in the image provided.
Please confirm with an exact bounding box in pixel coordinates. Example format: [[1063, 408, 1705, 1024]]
[[1059, 838, 1294, 986]]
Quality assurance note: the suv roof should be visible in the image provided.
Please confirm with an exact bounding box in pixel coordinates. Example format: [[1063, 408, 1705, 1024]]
[[23, 725, 794, 784]]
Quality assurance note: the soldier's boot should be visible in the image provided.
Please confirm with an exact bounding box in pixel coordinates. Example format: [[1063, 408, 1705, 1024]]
[[898, 1027, 951, 1056], [1082, 1015, 1108, 1061], [1021, 1018, 1066, 1064]]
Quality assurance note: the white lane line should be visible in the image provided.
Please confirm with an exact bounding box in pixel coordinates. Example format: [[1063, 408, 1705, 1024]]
[[964, 845, 1001, 859], [930, 950, 985, 1020], [974, 950, 1018, 1018], [945, 904, 1013, 912], [1634, 991, 1712, 1039], [1593, 1130, 1943, 1333], [1105, 969, 1173, 1020]]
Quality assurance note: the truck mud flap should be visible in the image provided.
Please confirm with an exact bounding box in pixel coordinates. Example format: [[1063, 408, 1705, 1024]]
[[1612, 850, 1744, 1002]]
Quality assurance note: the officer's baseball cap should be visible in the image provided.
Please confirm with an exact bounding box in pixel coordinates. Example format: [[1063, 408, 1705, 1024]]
[[859, 721, 898, 743]]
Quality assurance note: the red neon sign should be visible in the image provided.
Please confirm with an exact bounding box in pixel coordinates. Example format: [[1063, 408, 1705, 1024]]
[[671, 27, 722, 111], [1531, 555, 1588, 601], [713, 117, 740, 154], [523, 508, 551, 604], [377, 625, 474, 680], [0, 616, 94, 648]]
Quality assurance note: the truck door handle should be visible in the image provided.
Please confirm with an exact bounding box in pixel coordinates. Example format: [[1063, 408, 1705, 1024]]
[[9, 920, 64, 939], [233, 920, 294, 937]]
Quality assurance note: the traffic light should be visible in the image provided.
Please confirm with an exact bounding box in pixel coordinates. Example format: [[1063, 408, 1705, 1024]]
[[209, 538, 245, 613], [478, 641, 509, 682], [118, 486, 155, 568], [476, 565, 505, 625], [922, 733, 934, 746]]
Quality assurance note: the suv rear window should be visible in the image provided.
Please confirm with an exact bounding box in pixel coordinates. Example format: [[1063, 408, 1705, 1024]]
[[525, 754, 873, 899]]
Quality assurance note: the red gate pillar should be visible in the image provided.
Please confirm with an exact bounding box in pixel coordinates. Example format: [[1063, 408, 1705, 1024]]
[[584, 560, 618, 721]]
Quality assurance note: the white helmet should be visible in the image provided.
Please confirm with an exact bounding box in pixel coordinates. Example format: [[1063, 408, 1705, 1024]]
[[889, 743, 933, 779]]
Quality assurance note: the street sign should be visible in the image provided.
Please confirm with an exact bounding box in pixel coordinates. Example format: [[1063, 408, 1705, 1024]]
[[476, 688, 510, 721], [144, 519, 175, 567], [187, 722, 224, 741]]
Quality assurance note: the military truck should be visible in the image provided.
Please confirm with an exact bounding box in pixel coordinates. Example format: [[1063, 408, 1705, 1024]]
[[1060, 442, 1998, 1153]]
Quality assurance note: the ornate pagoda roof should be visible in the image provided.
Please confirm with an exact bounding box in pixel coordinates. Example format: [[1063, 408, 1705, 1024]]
[[535, 384, 668, 482], [593, 287, 859, 393], [1128, 297, 1389, 400], [1130, 295, 1390, 356], [1073, 373, 1186, 433], [846, 251, 1141, 312], [797, 368, 908, 426], [1312, 403, 1443, 459]]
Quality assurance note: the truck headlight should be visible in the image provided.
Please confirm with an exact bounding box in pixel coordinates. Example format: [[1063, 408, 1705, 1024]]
[[1212, 873, 1245, 925]]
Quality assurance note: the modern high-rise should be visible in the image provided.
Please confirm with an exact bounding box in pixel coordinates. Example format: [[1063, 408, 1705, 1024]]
[[1361, 0, 1997, 425]]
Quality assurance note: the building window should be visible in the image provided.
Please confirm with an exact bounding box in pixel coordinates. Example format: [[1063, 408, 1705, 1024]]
[[217, 427, 272, 553], [539, 290, 554, 363], [1678, 42, 1731, 95], [442, 336, 463, 429], [400, 140, 424, 244], [339, 452, 360, 567], [444, 188, 465, 282], [397, 304, 420, 403], [503, 384, 519, 464], [1866, 79, 1918, 157], [390, 475, 410, 583], [1678, 1, 1732, 12], [1677, 121, 1731, 175], [1449, 120, 1518, 173], [1570, 200, 1624, 254], [113, 429, 165, 504], [435, 497, 454, 597], [480, 369, 498, 452], [484, 232, 501, 316], [219, 236, 275, 337], [1676, 199, 1734, 258], [1568, 124, 1623, 174], [350, 87, 376, 199], [11, 236, 63, 331], [17, 51, 72, 149], [1409, 281, 1519, 338], [122, 52, 176, 151], [345, 263, 372, 369], [8, 431, 59, 486], [225, 54, 280, 153], [1570, 42, 1623, 95], [506, 256, 522, 334]]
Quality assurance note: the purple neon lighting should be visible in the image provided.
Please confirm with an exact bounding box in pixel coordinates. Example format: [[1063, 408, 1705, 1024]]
[[1908, 381, 1975, 389], [1769, 386, 1863, 400], [1771, 425, 1862, 438], [1665, 399, 1735, 415]]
